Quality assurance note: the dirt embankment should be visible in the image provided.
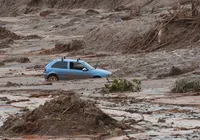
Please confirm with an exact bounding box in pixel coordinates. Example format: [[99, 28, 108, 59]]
[[0, 26, 20, 40], [84, 12, 200, 54], [1, 95, 126, 137], [0, 26, 21, 49]]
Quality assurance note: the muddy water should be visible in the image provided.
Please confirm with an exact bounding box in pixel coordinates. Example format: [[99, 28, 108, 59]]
[[0, 92, 52, 128], [0, 79, 200, 139], [0, 105, 21, 127], [0, 74, 200, 140]]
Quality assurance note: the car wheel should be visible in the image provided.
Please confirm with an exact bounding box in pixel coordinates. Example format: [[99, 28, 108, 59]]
[[47, 75, 59, 82], [93, 76, 101, 78]]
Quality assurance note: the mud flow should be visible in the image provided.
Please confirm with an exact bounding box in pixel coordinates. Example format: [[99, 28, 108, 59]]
[[0, 0, 200, 140]]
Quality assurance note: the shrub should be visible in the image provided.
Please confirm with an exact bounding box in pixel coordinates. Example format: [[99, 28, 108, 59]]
[[169, 66, 183, 76], [104, 78, 141, 93], [171, 78, 200, 93]]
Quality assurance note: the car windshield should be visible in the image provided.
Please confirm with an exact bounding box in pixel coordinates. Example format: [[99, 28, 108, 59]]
[[82, 62, 95, 70]]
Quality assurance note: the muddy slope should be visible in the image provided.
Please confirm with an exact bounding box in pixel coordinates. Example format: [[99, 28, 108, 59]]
[[84, 16, 200, 54], [0, 0, 177, 16], [0, 0, 135, 16], [25, 0, 178, 10], [1, 95, 126, 136]]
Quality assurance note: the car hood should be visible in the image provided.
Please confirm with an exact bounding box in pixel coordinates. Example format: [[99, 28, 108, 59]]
[[94, 68, 112, 74]]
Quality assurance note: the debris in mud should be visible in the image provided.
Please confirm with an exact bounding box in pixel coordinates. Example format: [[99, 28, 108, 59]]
[[32, 82, 53, 86], [175, 126, 200, 131], [6, 99, 30, 104], [114, 6, 130, 12], [104, 78, 141, 93], [39, 9, 55, 17], [0, 43, 11, 49], [17, 57, 30, 63], [171, 77, 200, 93], [0, 38, 14, 49], [40, 40, 84, 54], [29, 90, 64, 98], [158, 118, 166, 123], [0, 61, 5, 66], [158, 64, 199, 78], [3, 57, 30, 63], [29, 90, 75, 98], [5, 82, 22, 87], [26, 64, 45, 70], [0, 26, 20, 40], [85, 9, 100, 16], [0, 97, 9, 102], [20, 107, 30, 112], [1, 95, 127, 136], [22, 34, 42, 40], [0, 37, 14, 44]]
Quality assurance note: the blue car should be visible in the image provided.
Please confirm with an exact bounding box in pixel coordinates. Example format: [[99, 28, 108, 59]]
[[44, 58, 112, 81]]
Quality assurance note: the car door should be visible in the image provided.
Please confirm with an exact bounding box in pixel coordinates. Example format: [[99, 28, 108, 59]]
[[51, 61, 68, 80], [68, 61, 92, 80]]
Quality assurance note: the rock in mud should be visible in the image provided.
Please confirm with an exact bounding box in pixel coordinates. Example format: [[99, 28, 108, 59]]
[[22, 34, 42, 40], [17, 57, 30, 63], [5, 82, 21, 87], [39, 9, 55, 17], [85, 9, 100, 16], [1, 95, 127, 136]]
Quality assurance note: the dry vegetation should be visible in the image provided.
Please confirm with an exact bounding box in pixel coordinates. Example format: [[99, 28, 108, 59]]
[[104, 78, 141, 93], [171, 78, 200, 93]]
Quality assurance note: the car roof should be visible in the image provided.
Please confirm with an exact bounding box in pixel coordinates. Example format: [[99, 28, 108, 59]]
[[54, 59, 85, 63]]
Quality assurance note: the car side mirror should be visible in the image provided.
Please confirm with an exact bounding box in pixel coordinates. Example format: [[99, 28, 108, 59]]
[[82, 68, 88, 71]]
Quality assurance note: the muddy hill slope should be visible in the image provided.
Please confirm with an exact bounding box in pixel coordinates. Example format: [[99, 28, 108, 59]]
[[84, 17, 200, 54], [0, 0, 199, 54], [1, 95, 126, 137], [0, 0, 177, 16]]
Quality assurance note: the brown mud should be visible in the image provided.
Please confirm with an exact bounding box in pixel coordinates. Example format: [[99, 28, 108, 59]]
[[1, 95, 126, 137]]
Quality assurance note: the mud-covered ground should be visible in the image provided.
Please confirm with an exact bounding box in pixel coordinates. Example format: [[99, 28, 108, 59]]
[[1, 0, 200, 139]]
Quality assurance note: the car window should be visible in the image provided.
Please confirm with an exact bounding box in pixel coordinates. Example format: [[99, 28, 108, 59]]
[[70, 62, 86, 70], [51, 61, 68, 69], [82, 62, 94, 70]]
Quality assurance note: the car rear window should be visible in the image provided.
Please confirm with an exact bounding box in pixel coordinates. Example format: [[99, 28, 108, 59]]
[[51, 61, 68, 69]]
